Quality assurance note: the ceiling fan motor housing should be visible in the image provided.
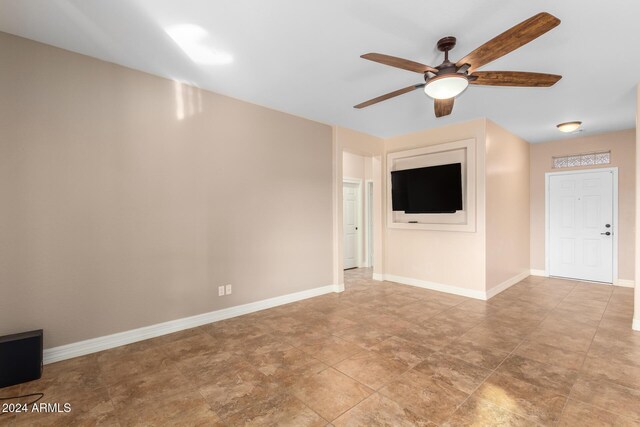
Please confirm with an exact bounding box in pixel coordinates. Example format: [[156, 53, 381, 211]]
[[427, 36, 461, 81]]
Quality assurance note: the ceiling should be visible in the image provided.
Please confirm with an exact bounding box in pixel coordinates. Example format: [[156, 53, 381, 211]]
[[1, 0, 639, 143]]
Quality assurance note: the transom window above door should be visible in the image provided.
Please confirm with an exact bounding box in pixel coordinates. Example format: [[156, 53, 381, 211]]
[[552, 151, 610, 169]]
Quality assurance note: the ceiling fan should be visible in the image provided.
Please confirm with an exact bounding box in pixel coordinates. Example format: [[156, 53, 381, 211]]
[[354, 12, 562, 117]]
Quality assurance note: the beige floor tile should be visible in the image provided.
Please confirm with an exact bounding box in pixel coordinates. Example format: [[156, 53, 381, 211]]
[[418, 290, 469, 306], [248, 347, 328, 387], [107, 367, 194, 410], [513, 340, 586, 370], [260, 314, 307, 336], [238, 332, 294, 355], [441, 339, 511, 370], [333, 393, 435, 427], [383, 300, 449, 323], [296, 335, 364, 365], [413, 353, 491, 394], [202, 317, 269, 341], [593, 327, 640, 347], [538, 313, 600, 332], [588, 339, 640, 369], [598, 316, 636, 333], [0, 414, 16, 425], [334, 350, 411, 390], [455, 299, 500, 315], [526, 327, 594, 353], [369, 335, 434, 367], [198, 362, 278, 419], [456, 328, 523, 353], [419, 316, 477, 341], [496, 354, 579, 395], [148, 326, 206, 345], [116, 390, 224, 427], [19, 354, 105, 401], [379, 368, 469, 424], [174, 348, 244, 384], [291, 368, 373, 422], [156, 331, 221, 361], [570, 375, 640, 421], [442, 396, 537, 427], [224, 393, 327, 427], [332, 325, 393, 350], [97, 345, 175, 387], [557, 399, 639, 427], [285, 329, 335, 347], [473, 373, 567, 425], [394, 324, 456, 350], [581, 355, 640, 391]]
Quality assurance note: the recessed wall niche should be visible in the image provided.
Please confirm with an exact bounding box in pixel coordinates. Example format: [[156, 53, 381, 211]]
[[387, 138, 476, 232]]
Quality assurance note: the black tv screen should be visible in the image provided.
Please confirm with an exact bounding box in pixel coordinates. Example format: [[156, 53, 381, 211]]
[[391, 163, 463, 214]]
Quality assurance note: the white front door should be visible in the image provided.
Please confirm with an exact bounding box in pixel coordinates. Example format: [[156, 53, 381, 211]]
[[343, 183, 359, 269], [549, 170, 614, 283]]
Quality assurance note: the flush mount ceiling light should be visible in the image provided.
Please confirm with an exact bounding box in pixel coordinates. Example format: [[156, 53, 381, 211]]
[[556, 121, 582, 133], [423, 74, 469, 100], [166, 24, 233, 65]]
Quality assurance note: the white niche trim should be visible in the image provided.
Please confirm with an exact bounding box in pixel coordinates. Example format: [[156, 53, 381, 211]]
[[387, 138, 476, 232]]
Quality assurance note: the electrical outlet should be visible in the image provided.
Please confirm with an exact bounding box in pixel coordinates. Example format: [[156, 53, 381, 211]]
[[225, 284, 232, 295], [218, 286, 225, 296]]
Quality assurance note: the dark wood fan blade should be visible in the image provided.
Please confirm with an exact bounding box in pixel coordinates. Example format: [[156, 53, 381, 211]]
[[456, 12, 560, 73], [354, 84, 425, 109], [361, 53, 438, 74], [434, 98, 454, 117], [470, 71, 562, 87]]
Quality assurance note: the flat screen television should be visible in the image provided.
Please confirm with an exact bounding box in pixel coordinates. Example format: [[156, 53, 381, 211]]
[[391, 163, 463, 214]]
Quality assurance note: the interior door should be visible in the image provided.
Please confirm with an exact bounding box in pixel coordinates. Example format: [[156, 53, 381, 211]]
[[549, 170, 613, 283], [343, 183, 358, 270]]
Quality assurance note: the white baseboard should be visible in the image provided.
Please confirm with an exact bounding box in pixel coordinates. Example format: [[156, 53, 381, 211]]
[[372, 273, 384, 281], [44, 284, 339, 365], [486, 271, 530, 299], [615, 279, 635, 288], [381, 274, 486, 300], [529, 269, 547, 277], [633, 318, 640, 331], [378, 271, 529, 301], [528, 271, 633, 288]]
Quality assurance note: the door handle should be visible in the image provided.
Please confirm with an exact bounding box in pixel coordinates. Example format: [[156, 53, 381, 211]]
[[601, 231, 611, 236]]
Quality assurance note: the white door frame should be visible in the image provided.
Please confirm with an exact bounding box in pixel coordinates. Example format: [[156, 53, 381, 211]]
[[343, 178, 363, 268], [544, 167, 619, 284], [365, 179, 374, 268]]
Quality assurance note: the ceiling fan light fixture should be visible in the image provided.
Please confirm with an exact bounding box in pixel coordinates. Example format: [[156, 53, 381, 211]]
[[556, 121, 582, 133], [424, 74, 469, 100]]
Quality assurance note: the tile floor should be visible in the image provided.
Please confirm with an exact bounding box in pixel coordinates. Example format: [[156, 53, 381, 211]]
[[1, 269, 639, 426]]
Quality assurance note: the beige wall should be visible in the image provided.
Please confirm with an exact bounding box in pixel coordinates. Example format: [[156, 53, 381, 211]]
[[529, 129, 636, 280], [635, 84, 639, 329], [343, 151, 366, 181], [384, 119, 487, 292], [0, 32, 334, 348], [485, 121, 530, 290]]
